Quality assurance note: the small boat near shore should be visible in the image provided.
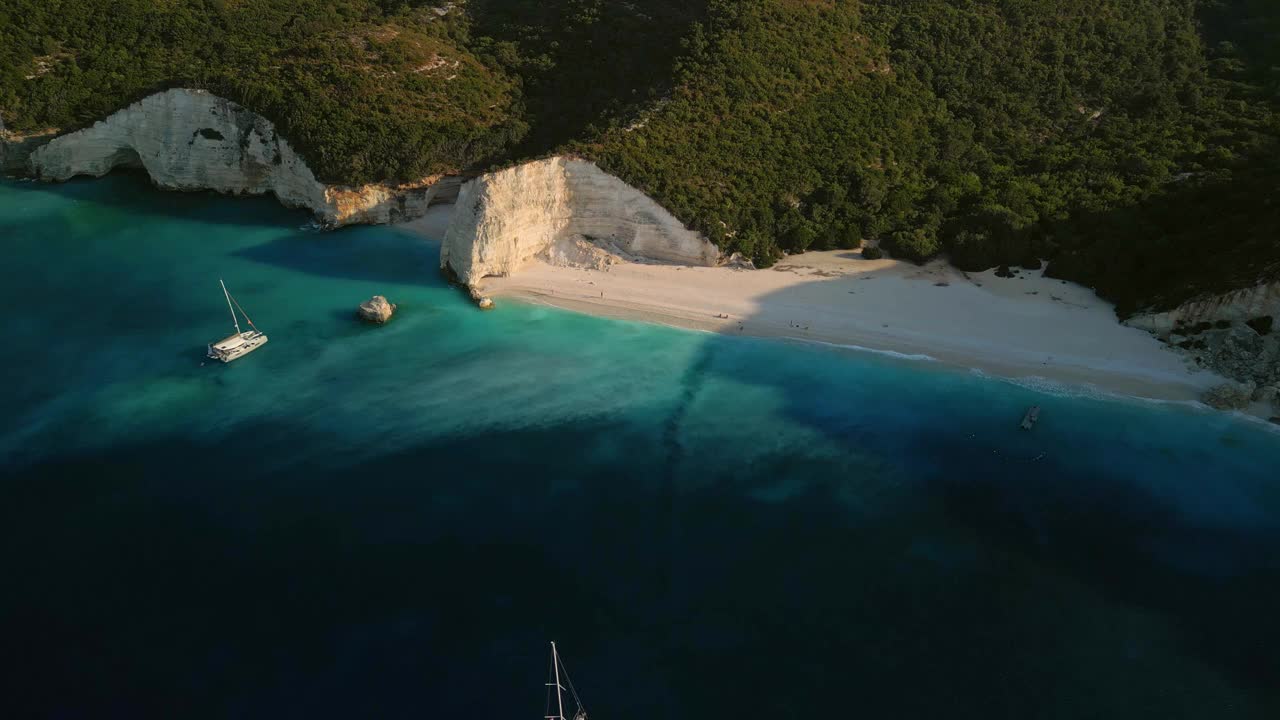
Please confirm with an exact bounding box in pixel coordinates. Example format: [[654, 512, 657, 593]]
[[207, 279, 268, 363], [1020, 405, 1041, 430]]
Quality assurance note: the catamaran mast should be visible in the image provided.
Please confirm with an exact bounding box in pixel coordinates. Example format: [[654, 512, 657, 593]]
[[220, 278, 242, 335], [547, 642, 565, 720], [545, 642, 586, 720]]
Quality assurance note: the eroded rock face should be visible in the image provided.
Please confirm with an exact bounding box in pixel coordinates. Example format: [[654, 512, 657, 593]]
[[1, 128, 59, 174], [441, 156, 720, 286], [443, 158, 570, 285], [1127, 282, 1280, 337], [542, 235, 620, 272], [1253, 384, 1278, 404], [21, 89, 452, 226], [561, 159, 720, 266], [1201, 381, 1255, 411], [1126, 281, 1280, 389], [357, 295, 396, 324]]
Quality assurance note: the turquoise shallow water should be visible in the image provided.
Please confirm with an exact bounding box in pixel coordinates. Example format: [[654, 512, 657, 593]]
[[1, 175, 1279, 718]]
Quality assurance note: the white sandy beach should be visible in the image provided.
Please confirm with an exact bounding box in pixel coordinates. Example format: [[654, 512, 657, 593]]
[[478, 251, 1224, 402], [399, 205, 1221, 402]]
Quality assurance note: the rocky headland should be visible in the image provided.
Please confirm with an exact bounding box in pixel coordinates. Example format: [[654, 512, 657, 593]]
[[4, 91, 719, 291], [3, 89, 458, 226], [1126, 281, 1280, 413], [439, 156, 721, 293]]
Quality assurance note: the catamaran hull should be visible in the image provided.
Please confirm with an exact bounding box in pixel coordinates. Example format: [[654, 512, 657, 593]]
[[208, 333, 269, 363]]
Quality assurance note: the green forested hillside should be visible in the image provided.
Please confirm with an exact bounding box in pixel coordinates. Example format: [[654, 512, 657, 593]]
[[467, 0, 710, 156], [593, 0, 1280, 312], [0, 0, 524, 183], [2, 0, 1278, 312]]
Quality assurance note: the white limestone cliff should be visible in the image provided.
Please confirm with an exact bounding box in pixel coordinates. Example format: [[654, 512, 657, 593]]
[[441, 156, 720, 287], [1126, 281, 1280, 394], [17, 89, 454, 225], [1125, 281, 1280, 337]]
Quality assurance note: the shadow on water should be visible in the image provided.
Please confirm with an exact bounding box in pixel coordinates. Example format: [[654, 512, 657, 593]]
[[1, 174, 444, 288], [6, 410, 1277, 719], [650, 276, 1280, 716], [232, 224, 443, 288], [925, 419, 1280, 669], [3, 172, 318, 229]]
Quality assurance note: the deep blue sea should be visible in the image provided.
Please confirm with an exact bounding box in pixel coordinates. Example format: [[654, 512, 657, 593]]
[[2, 175, 1279, 718]]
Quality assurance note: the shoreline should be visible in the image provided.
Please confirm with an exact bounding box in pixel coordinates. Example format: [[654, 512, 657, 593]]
[[475, 251, 1227, 405]]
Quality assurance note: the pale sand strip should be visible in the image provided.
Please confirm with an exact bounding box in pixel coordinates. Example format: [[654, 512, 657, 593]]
[[397, 203, 455, 239], [474, 251, 1223, 402]]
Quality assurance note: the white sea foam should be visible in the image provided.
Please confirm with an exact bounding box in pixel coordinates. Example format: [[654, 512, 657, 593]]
[[985, 371, 1209, 411], [1235, 411, 1280, 434], [786, 336, 938, 363]]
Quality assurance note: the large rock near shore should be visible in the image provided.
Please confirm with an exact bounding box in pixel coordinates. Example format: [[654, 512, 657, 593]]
[[1201, 381, 1255, 411], [356, 295, 396, 324], [19, 89, 457, 226], [440, 156, 720, 287]]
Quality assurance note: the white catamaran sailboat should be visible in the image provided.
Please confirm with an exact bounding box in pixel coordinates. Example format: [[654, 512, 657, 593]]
[[207, 279, 268, 363], [545, 642, 588, 720]]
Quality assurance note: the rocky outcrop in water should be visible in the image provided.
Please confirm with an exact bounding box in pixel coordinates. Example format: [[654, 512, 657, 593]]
[[440, 156, 720, 288], [11, 89, 456, 226], [1126, 281, 1280, 406], [357, 295, 397, 324]]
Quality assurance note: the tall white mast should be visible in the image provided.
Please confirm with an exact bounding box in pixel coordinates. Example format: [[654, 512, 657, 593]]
[[220, 278, 242, 334], [546, 642, 565, 720]]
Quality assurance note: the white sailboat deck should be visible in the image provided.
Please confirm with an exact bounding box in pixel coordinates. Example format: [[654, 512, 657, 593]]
[[207, 279, 268, 363]]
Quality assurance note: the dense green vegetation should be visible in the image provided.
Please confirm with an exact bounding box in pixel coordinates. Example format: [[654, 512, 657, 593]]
[[2, 0, 1278, 311], [593, 0, 1280, 312], [0, 0, 701, 181], [0, 0, 523, 183], [467, 0, 709, 156]]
